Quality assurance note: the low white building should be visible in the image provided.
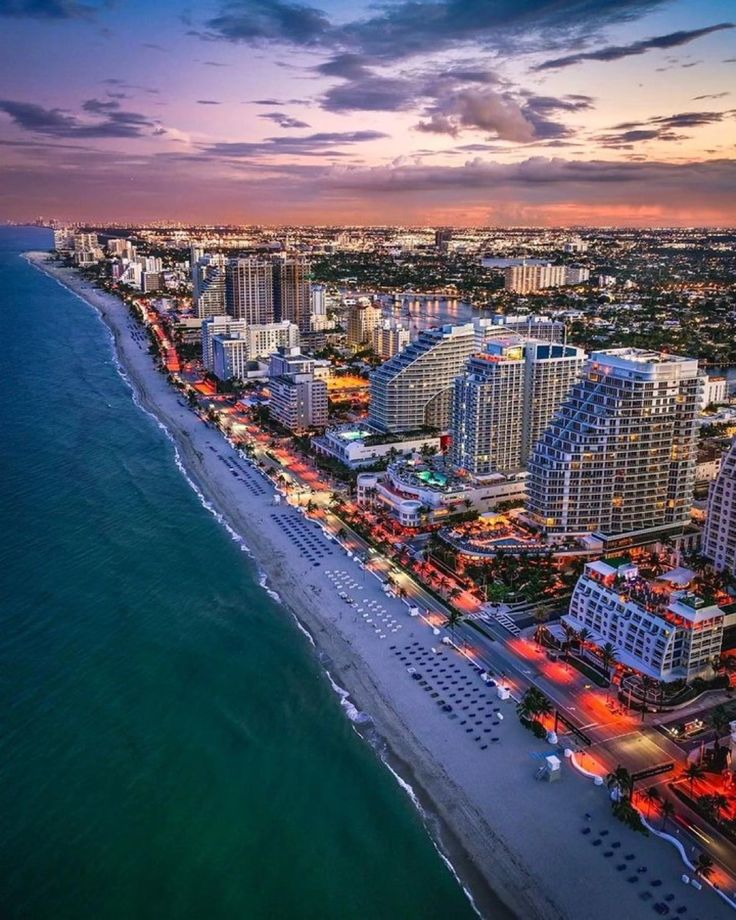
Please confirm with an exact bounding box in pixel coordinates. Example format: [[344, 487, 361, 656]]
[[313, 424, 441, 470], [565, 560, 724, 683], [701, 375, 728, 410], [357, 458, 527, 527]]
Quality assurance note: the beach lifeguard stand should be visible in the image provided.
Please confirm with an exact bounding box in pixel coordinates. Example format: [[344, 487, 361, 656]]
[[536, 755, 561, 782]]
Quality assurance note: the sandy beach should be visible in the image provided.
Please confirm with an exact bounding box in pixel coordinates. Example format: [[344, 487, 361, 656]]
[[26, 251, 733, 920]]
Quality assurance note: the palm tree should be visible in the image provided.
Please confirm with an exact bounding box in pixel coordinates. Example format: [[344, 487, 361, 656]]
[[600, 642, 619, 681], [444, 608, 465, 641], [562, 621, 577, 665], [516, 687, 553, 724], [684, 762, 704, 796], [660, 798, 675, 832], [694, 852, 714, 879], [712, 704, 731, 738], [305, 499, 317, 514], [643, 786, 661, 818], [711, 793, 729, 822], [640, 674, 654, 721], [606, 765, 634, 800], [533, 605, 550, 643], [577, 626, 591, 651]]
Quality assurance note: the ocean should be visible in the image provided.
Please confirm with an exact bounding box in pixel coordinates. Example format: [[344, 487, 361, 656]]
[[0, 227, 477, 920]]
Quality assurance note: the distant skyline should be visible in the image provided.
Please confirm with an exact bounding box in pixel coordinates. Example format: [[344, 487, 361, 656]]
[[1, 0, 735, 226]]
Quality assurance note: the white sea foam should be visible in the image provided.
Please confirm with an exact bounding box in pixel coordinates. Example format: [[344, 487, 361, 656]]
[[380, 758, 482, 918], [258, 571, 282, 604], [324, 668, 365, 724], [288, 612, 316, 647]]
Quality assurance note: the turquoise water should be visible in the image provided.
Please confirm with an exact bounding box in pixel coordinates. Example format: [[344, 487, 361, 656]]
[[0, 228, 477, 920]]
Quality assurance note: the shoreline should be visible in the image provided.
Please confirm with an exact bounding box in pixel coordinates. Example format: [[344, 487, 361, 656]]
[[26, 251, 733, 920]]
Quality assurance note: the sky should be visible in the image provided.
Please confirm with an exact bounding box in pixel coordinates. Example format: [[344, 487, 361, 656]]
[[0, 0, 734, 226]]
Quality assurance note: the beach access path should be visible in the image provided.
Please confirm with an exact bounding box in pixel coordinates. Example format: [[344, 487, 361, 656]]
[[27, 252, 734, 920]]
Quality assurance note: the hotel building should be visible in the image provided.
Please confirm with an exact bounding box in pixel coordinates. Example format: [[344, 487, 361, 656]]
[[372, 320, 411, 360], [268, 347, 328, 432], [527, 349, 702, 540], [226, 258, 274, 324], [369, 323, 477, 433], [503, 263, 589, 294], [273, 257, 311, 332], [451, 338, 585, 476], [193, 253, 227, 319], [212, 333, 250, 382], [347, 302, 383, 349], [475, 314, 566, 344], [703, 439, 736, 577], [202, 316, 248, 371], [565, 560, 724, 683]]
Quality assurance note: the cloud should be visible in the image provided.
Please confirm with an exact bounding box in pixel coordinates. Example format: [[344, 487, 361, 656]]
[[598, 109, 732, 146], [322, 74, 420, 113], [326, 156, 736, 201], [692, 92, 730, 101], [199, 0, 673, 61], [258, 111, 310, 128], [416, 88, 537, 142], [200, 0, 330, 45], [0, 0, 101, 19], [196, 99, 221, 105], [534, 22, 734, 70], [199, 129, 388, 159], [0, 98, 156, 138], [101, 78, 160, 95]]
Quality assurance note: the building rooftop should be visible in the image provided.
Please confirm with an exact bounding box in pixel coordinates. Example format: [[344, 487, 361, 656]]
[[583, 560, 724, 626]]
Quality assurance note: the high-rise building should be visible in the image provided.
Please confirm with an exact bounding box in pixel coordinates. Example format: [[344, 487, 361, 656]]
[[273, 258, 311, 332], [474, 314, 565, 345], [703, 439, 736, 577], [372, 320, 411, 360], [245, 321, 300, 360], [107, 237, 134, 259], [226, 257, 274, 324], [347, 302, 383, 348], [527, 348, 703, 538], [193, 253, 227, 320], [309, 284, 330, 331], [435, 228, 452, 252], [203, 316, 299, 372], [369, 323, 477, 433], [212, 333, 250, 382], [202, 315, 248, 371], [503, 263, 587, 294], [268, 347, 328, 431], [53, 228, 75, 252], [451, 338, 585, 476], [565, 560, 723, 683]]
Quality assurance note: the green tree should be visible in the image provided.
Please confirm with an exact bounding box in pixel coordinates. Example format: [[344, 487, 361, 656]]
[[533, 605, 550, 643], [694, 852, 714, 879], [516, 687, 553, 725], [601, 642, 619, 681], [684, 762, 704, 796], [444, 608, 465, 641], [660, 798, 675, 831], [606, 765, 634, 801], [643, 786, 661, 818]]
